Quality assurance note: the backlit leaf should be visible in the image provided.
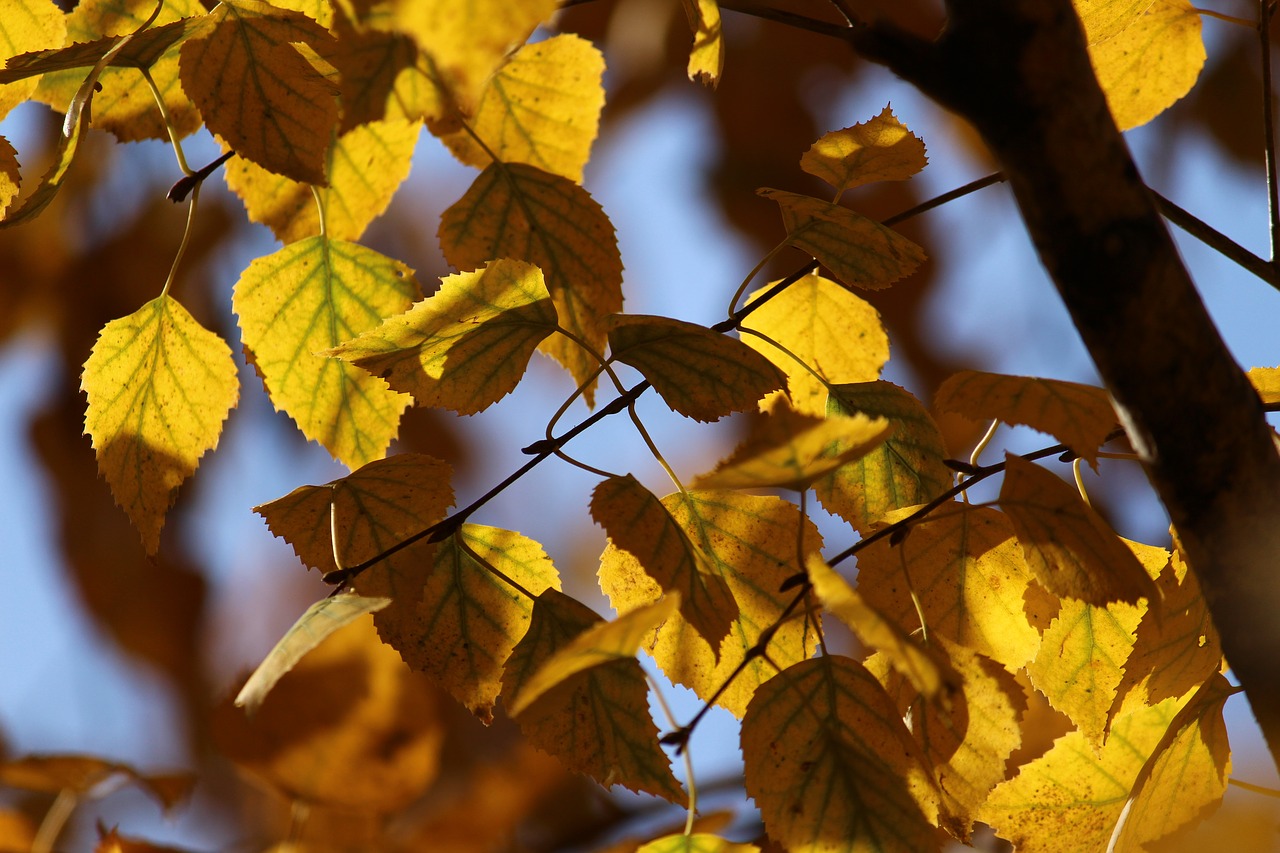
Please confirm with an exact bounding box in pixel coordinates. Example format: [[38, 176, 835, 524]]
[[856, 505, 1047, 670], [501, 589, 685, 802], [0, 90, 83, 227], [233, 236, 419, 468], [0, 136, 19, 216], [1076, 0, 1204, 131], [691, 399, 890, 490], [608, 315, 785, 422], [816, 381, 951, 529], [0, 18, 197, 82], [225, 118, 420, 243], [1000, 454, 1158, 605], [327, 259, 557, 415], [680, 0, 723, 86], [934, 370, 1116, 465], [758, 188, 925, 291], [325, 10, 442, 131], [1247, 365, 1280, 403], [440, 161, 623, 404], [741, 655, 939, 853], [800, 106, 927, 194], [82, 295, 238, 554], [441, 34, 604, 183], [599, 491, 822, 717], [590, 474, 738, 650], [179, 0, 339, 183], [739, 272, 889, 416], [0, 0, 66, 120], [638, 834, 759, 853]]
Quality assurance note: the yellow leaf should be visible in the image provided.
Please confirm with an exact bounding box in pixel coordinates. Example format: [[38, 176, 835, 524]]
[[680, 0, 723, 87], [608, 315, 785, 422], [739, 272, 889, 416], [224, 118, 420, 243], [1076, 0, 1204, 131], [501, 589, 685, 802], [391, 524, 561, 724], [758, 188, 926, 291], [856, 505, 1047, 670], [508, 594, 679, 716], [691, 399, 891, 490], [179, 0, 338, 183], [439, 162, 623, 404], [81, 295, 238, 553], [1000, 454, 1158, 605], [327, 259, 557, 415], [934, 370, 1116, 465], [590, 474, 738, 650], [325, 10, 442, 131], [1247, 365, 1280, 404], [741, 655, 940, 853], [599, 491, 822, 717], [234, 593, 393, 713], [0, 100, 83, 227], [980, 696, 1184, 852], [0, 0, 66, 120], [800, 105, 928, 194], [233, 237, 418, 468], [440, 34, 604, 183], [816, 381, 951, 529], [638, 834, 759, 853], [0, 136, 19, 216]]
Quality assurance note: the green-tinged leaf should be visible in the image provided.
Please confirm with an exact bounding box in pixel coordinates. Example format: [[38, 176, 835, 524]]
[[801, 106, 927, 194], [934, 371, 1116, 465], [441, 34, 604, 182], [327, 259, 557, 415], [692, 399, 890, 490], [81, 295, 238, 554], [741, 655, 940, 853], [739, 272, 889, 416], [234, 594, 392, 713], [637, 834, 759, 853], [0, 756, 194, 811], [758, 188, 925, 291], [0, 136, 19, 216], [179, 0, 338, 183], [233, 237, 419, 468], [590, 474, 738, 651], [1000, 454, 1158, 605], [225, 118, 420, 243], [501, 589, 684, 802], [680, 0, 723, 86], [856, 505, 1048, 670], [816, 381, 951, 529], [508, 594, 679, 716], [439, 162, 622, 404], [608, 315, 785, 422], [599, 491, 822, 717], [0, 0, 66, 119]]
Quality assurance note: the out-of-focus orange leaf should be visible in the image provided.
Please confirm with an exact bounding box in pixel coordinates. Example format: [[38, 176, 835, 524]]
[[0, 756, 194, 811], [800, 105, 928, 194], [638, 833, 760, 853], [95, 826, 198, 853], [680, 0, 724, 86], [0, 809, 35, 853]]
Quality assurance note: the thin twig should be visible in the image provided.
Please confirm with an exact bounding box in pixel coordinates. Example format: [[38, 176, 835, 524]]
[[1261, 0, 1280, 263], [719, 1, 850, 38], [1152, 191, 1280, 291]]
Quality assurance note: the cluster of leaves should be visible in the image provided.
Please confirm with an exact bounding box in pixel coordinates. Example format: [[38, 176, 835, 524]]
[[0, 0, 1266, 850]]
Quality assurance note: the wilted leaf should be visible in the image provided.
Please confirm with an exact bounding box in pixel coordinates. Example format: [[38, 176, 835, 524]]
[[680, 0, 723, 86], [608, 315, 785, 422], [81, 295, 238, 553], [800, 105, 927, 194], [440, 161, 622, 403], [638, 834, 759, 853], [233, 236, 418, 468], [328, 259, 557, 415], [0, 0, 66, 120], [758, 188, 926, 291], [741, 655, 939, 853]]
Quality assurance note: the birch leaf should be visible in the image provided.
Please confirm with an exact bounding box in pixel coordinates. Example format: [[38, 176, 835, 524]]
[[680, 0, 724, 86], [801, 105, 928, 194]]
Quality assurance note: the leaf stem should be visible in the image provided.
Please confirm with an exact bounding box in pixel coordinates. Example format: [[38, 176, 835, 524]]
[[160, 181, 200, 298], [1196, 7, 1258, 26], [31, 789, 76, 853], [646, 672, 699, 834], [140, 66, 192, 176], [726, 238, 788, 319], [1229, 776, 1280, 797]]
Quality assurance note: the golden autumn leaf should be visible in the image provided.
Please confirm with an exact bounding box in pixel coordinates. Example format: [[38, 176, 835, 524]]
[[179, 0, 338, 184], [680, 0, 724, 86], [81, 295, 238, 553], [1247, 364, 1280, 403], [691, 399, 891, 490], [0, 136, 18, 216], [233, 236, 419, 468], [1000, 454, 1158, 605], [439, 161, 622, 404], [441, 34, 604, 183], [0, 0, 66, 120], [856, 505, 1048, 670], [224, 118, 420, 243], [599, 491, 821, 717], [816, 381, 951, 529], [1076, 0, 1204, 131], [934, 370, 1117, 465], [501, 589, 685, 802], [757, 188, 926, 291], [325, 8, 442, 131], [590, 474, 738, 651], [741, 655, 940, 853], [739, 272, 889, 416], [800, 105, 928, 194], [638, 834, 759, 853], [0, 97, 83, 227], [327, 259, 558, 415], [608, 315, 785, 422]]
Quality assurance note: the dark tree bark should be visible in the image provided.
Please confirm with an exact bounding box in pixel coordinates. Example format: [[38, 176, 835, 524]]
[[848, 0, 1280, 768]]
